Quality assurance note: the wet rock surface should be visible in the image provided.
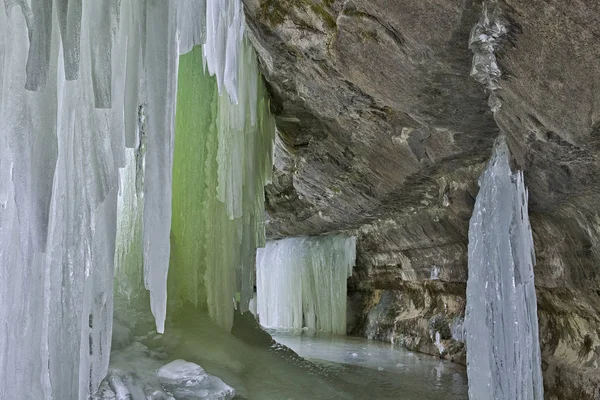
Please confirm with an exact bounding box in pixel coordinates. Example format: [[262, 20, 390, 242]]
[[244, 0, 600, 398]]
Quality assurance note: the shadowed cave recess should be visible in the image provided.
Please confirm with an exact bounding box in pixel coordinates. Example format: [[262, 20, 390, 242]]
[[1, 0, 599, 400]]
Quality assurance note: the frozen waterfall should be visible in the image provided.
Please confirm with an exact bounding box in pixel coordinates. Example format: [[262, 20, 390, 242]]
[[465, 138, 544, 399], [256, 236, 357, 335], [0, 0, 273, 398], [168, 39, 274, 332]]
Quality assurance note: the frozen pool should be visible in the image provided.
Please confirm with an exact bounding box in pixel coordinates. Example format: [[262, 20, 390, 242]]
[[272, 332, 468, 400]]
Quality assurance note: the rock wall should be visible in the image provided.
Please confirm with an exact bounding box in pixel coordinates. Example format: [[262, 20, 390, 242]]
[[243, 0, 600, 398]]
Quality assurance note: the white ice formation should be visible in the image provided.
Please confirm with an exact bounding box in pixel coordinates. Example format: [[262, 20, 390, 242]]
[[465, 138, 544, 400], [0, 1, 273, 399], [256, 236, 357, 335]]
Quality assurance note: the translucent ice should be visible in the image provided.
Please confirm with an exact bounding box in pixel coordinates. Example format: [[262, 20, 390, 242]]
[[465, 138, 543, 399], [256, 236, 357, 334], [56, 0, 83, 80], [93, 343, 236, 400], [168, 41, 274, 331]]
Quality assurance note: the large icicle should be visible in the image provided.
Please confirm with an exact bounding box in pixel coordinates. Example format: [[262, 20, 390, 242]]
[[141, 0, 180, 335], [56, 0, 83, 80], [256, 236, 357, 335], [45, 0, 123, 396], [465, 138, 543, 400]]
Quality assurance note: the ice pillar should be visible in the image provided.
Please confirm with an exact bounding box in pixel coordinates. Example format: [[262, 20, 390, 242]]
[[465, 138, 544, 399]]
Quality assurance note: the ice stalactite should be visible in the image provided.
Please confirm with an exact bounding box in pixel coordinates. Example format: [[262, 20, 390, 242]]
[[204, 0, 245, 105], [141, 0, 179, 335], [465, 138, 544, 400], [256, 236, 357, 335], [143, 0, 268, 333]]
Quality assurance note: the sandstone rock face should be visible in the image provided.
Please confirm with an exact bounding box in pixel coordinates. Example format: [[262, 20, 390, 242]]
[[244, 0, 600, 398]]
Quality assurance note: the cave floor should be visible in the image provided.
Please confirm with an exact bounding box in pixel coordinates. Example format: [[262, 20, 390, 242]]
[[98, 312, 468, 400]]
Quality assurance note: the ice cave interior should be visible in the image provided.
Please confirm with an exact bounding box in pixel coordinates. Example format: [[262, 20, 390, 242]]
[[0, 1, 549, 399]]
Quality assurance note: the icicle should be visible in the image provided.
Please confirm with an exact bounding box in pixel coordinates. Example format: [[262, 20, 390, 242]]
[[204, 0, 244, 104], [25, 0, 53, 91], [123, 0, 145, 149], [2, 0, 161, 396], [141, 0, 180, 335], [256, 236, 357, 335], [177, 0, 207, 55], [88, 0, 119, 109], [45, 1, 123, 395], [0, 5, 58, 398], [465, 138, 543, 400], [56, 0, 82, 80]]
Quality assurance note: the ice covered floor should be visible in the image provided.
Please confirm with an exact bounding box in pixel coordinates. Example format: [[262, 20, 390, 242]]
[[273, 333, 468, 400], [96, 311, 467, 400]]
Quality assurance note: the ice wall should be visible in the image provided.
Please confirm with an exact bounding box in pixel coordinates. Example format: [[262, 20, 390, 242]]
[[256, 236, 357, 335], [0, 0, 271, 398], [465, 138, 544, 399], [0, 2, 127, 397], [168, 39, 274, 331]]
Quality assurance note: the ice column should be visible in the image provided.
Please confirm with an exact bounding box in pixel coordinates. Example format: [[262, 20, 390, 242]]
[[465, 138, 543, 400], [256, 236, 357, 335], [204, 0, 245, 104]]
